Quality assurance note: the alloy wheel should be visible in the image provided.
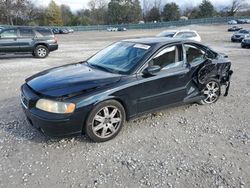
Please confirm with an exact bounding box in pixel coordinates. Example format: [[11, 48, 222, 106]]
[[92, 106, 122, 139], [37, 48, 47, 57], [203, 81, 220, 104]]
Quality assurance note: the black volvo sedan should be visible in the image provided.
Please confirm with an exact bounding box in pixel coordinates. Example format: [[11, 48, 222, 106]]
[[21, 38, 233, 142]]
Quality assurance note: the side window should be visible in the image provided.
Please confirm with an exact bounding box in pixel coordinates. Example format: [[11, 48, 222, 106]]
[[0, 29, 17, 38], [19, 28, 34, 38], [184, 44, 205, 64], [150, 45, 183, 70], [35, 28, 53, 37], [185, 32, 197, 38], [176, 32, 197, 38], [175, 32, 184, 38]]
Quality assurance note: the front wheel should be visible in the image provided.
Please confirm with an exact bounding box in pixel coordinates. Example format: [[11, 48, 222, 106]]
[[85, 100, 125, 142], [34, 45, 49, 58], [199, 79, 221, 105]]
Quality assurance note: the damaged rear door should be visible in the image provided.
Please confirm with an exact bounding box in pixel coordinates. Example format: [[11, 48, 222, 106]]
[[182, 43, 217, 102]]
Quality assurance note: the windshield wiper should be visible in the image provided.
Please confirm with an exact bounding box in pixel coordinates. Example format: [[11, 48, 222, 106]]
[[88, 63, 115, 73]]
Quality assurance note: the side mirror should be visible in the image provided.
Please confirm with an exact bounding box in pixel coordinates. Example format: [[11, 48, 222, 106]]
[[142, 65, 161, 76]]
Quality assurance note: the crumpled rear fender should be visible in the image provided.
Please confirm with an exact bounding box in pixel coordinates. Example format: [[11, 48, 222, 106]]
[[184, 58, 233, 102]]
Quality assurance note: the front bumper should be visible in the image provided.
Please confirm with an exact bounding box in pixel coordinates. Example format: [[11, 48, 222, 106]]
[[231, 37, 244, 42], [21, 84, 88, 137], [241, 41, 250, 47]]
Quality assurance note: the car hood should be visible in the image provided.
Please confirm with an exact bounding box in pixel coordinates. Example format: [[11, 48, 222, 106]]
[[26, 63, 122, 97]]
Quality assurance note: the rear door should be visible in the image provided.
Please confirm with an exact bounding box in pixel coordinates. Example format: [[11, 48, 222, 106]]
[[17, 28, 36, 52], [0, 29, 18, 53], [183, 43, 213, 78]]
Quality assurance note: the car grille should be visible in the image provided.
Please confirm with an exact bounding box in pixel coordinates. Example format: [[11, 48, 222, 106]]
[[21, 93, 29, 109], [235, 35, 241, 38]]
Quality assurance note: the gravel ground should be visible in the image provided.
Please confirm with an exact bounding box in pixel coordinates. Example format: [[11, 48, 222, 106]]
[[0, 24, 249, 188]]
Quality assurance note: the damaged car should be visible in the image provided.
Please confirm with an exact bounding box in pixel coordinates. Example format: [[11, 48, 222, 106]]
[[20, 38, 233, 142]]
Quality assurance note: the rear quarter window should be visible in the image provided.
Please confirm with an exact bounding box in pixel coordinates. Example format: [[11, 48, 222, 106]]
[[35, 28, 53, 37]]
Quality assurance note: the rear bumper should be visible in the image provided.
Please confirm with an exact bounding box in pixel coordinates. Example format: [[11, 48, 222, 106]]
[[48, 44, 58, 52]]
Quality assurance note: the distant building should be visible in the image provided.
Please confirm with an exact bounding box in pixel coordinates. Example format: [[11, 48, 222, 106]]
[[180, 16, 188, 21]]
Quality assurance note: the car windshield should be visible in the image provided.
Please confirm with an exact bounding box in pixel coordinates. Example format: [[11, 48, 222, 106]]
[[87, 42, 150, 74], [157, 31, 176, 37]]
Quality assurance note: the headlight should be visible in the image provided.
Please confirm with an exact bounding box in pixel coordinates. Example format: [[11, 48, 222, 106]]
[[36, 99, 75, 114]]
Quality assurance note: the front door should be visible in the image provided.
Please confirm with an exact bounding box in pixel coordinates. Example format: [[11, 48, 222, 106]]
[[0, 29, 18, 53], [136, 44, 190, 113]]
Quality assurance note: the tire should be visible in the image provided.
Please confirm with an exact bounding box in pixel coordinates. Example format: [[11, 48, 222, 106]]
[[85, 100, 126, 142], [34, 45, 49, 58], [199, 79, 221, 105]]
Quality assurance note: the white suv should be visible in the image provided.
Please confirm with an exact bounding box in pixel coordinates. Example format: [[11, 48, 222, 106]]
[[157, 30, 201, 42]]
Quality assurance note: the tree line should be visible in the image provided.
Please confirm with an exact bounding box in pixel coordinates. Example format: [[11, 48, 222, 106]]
[[0, 0, 249, 26]]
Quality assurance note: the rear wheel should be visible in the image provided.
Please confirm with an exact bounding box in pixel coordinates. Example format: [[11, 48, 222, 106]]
[[199, 79, 221, 105], [34, 45, 48, 58], [85, 100, 125, 142]]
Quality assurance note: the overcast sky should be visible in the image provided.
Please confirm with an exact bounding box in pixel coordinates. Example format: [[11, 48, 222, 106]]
[[35, 0, 234, 11]]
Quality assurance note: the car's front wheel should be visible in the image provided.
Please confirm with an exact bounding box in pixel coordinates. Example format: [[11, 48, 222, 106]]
[[85, 100, 125, 142], [34, 45, 49, 58], [199, 79, 221, 105]]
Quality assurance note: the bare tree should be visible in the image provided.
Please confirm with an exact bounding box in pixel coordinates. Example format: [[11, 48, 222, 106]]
[[0, 0, 33, 25], [153, 0, 162, 10], [88, 0, 107, 10], [87, 0, 108, 25], [225, 0, 247, 16]]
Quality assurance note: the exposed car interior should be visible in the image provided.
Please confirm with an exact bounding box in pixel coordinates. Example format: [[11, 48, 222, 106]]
[[151, 45, 183, 70], [185, 44, 205, 64]]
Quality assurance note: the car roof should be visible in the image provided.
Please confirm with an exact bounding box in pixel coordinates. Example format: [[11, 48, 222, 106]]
[[123, 37, 198, 45]]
